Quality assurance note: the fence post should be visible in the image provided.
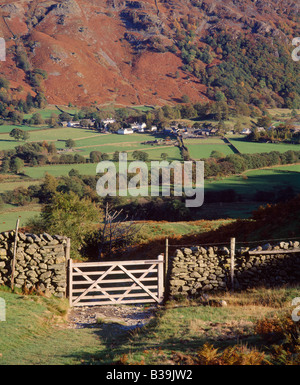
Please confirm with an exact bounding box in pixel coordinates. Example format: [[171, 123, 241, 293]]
[[230, 237, 236, 291], [68, 258, 73, 307], [165, 238, 169, 283], [11, 218, 20, 291], [157, 254, 164, 303], [65, 238, 71, 261]]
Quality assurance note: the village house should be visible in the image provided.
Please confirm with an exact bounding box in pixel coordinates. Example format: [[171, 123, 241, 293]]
[[130, 122, 146, 132], [117, 128, 134, 135], [67, 121, 81, 128], [102, 118, 116, 127], [241, 128, 252, 135]]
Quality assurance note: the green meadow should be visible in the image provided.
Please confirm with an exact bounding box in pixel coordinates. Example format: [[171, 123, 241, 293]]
[[205, 166, 300, 197], [228, 137, 300, 154], [187, 143, 235, 159], [0, 204, 41, 233]]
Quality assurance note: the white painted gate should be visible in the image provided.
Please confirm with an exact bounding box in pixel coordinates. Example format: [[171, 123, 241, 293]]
[[69, 255, 164, 307]]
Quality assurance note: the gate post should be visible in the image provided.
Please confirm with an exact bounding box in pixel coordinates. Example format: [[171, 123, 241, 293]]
[[69, 258, 73, 306], [158, 254, 164, 303]]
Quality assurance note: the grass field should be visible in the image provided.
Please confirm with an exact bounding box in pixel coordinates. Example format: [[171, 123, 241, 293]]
[[0, 286, 298, 365], [187, 143, 235, 159], [0, 204, 41, 232], [24, 106, 78, 120], [228, 137, 300, 154], [0, 124, 48, 134], [205, 165, 300, 198], [0, 180, 41, 194], [24, 163, 99, 179]]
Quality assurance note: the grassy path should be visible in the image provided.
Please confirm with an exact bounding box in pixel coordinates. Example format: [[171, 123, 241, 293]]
[[0, 286, 298, 365]]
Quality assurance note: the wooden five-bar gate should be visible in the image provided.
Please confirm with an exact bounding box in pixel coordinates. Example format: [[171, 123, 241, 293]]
[[69, 255, 164, 307]]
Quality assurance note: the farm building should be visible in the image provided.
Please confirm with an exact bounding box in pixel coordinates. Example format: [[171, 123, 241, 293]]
[[117, 128, 134, 135], [67, 121, 81, 127], [102, 118, 116, 126], [241, 128, 252, 135], [131, 122, 146, 132]]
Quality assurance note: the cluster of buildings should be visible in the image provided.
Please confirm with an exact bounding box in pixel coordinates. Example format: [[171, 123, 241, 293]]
[[164, 125, 219, 138], [60, 117, 158, 135], [117, 123, 158, 135]]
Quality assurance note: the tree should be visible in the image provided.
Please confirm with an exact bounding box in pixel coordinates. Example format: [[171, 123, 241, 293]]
[[39, 172, 58, 202], [59, 112, 72, 122], [65, 139, 76, 149], [161, 152, 168, 161], [10, 128, 27, 141], [38, 192, 100, 257], [1, 158, 10, 173], [113, 151, 120, 162], [101, 153, 110, 161], [10, 157, 24, 174], [95, 203, 143, 258], [257, 116, 272, 129], [90, 151, 102, 163], [210, 150, 225, 159], [30, 112, 44, 125], [0, 77, 10, 89], [181, 94, 190, 103], [132, 151, 149, 161], [23, 131, 30, 142]]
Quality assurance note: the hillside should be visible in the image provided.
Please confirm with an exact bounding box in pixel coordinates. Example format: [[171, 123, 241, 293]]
[[0, 0, 299, 107], [121, 194, 300, 261]]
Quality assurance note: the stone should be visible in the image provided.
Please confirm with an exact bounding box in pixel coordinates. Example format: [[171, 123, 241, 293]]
[[202, 284, 213, 291], [42, 233, 53, 242], [190, 272, 201, 278], [39, 271, 52, 280], [175, 250, 184, 258]]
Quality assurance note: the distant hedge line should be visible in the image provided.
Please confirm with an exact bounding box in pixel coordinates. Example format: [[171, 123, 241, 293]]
[[203, 150, 300, 178]]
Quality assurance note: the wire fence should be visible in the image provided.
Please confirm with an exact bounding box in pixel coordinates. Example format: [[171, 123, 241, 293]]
[[166, 236, 300, 249]]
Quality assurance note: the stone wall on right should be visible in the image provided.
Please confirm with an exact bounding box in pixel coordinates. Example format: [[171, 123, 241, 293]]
[[168, 241, 300, 298]]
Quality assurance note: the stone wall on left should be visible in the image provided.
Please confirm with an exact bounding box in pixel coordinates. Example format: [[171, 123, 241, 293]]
[[0, 231, 70, 298]]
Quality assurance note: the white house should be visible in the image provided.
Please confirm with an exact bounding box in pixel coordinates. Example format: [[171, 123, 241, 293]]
[[131, 122, 146, 132], [149, 125, 157, 132], [117, 128, 134, 135], [241, 128, 252, 135], [67, 121, 81, 127], [102, 118, 116, 126]]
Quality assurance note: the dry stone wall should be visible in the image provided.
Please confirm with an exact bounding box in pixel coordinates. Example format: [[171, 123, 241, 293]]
[[0, 231, 70, 298], [168, 241, 300, 298]]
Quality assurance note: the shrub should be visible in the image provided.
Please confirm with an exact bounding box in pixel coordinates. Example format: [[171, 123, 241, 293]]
[[255, 312, 299, 346]]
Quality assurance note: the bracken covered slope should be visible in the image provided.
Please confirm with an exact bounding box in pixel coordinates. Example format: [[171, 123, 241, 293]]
[[0, 0, 299, 107]]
